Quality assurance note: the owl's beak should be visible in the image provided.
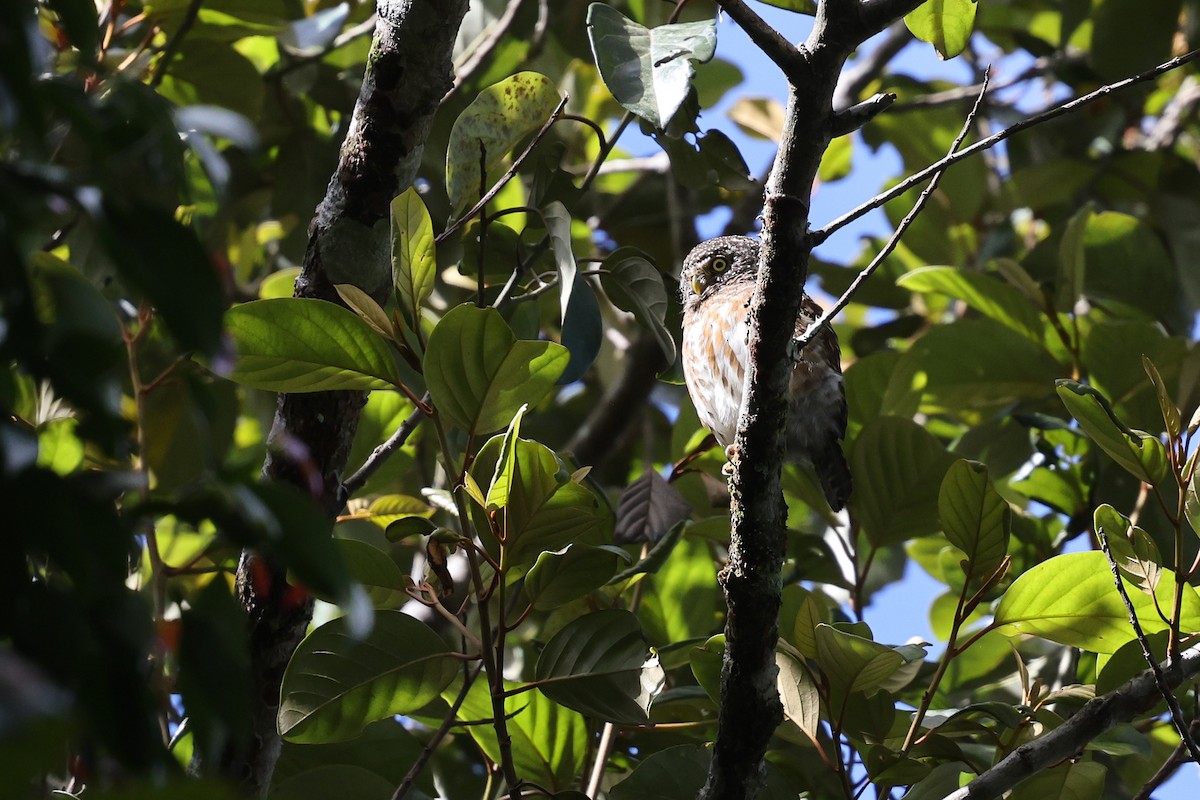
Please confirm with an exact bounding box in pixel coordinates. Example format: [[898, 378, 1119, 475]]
[[691, 275, 706, 295]]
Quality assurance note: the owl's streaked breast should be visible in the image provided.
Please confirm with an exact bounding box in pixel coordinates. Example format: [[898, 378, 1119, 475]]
[[681, 287, 751, 446]]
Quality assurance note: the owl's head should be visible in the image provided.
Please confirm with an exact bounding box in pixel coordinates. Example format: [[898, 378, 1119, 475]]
[[679, 235, 759, 314]]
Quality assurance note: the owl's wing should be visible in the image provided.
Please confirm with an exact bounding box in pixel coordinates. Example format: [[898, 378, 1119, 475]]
[[791, 296, 842, 375]]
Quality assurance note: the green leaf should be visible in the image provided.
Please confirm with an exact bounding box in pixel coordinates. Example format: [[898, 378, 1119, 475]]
[[424, 304, 568, 435], [543, 201, 576, 325], [272, 720, 432, 800], [814, 624, 904, 697], [278, 611, 459, 743], [445, 72, 563, 213], [1056, 380, 1169, 485], [638, 535, 719, 645], [897, 266, 1045, 342], [470, 431, 610, 566], [525, 544, 632, 609], [1008, 761, 1105, 800], [777, 650, 821, 745], [993, 551, 1200, 652], [689, 635, 723, 701], [852, 416, 956, 547], [1187, 468, 1200, 539], [818, 135, 853, 182], [598, 248, 677, 364], [586, 5, 716, 129], [223, 298, 402, 392], [1056, 205, 1090, 312], [485, 404, 530, 511], [534, 609, 664, 724], [335, 284, 394, 341], [454, 677, 587, 792], [336, 540, 410, 609], [1142, 355, 1181, 440], [390, 189, 436, 328], [904, 0, 978, 59], [1095, 504, 1161, 595], [939, 460, 1010, 578]]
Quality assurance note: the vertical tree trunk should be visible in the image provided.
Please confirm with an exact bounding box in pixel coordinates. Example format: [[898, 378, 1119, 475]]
[[224, 1, 469, 792]]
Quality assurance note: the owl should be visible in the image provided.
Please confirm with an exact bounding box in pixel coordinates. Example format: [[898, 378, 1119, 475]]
[[679, 235, 852, 511]]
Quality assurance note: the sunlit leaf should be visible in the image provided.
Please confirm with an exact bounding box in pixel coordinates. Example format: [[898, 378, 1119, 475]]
[[424, 305, 568, 435], [993, 551, 1200, 652], [1056, 380, 1169, 485], [279, 611, 459, 743], [1095, 504, 1161, 595], [223, 299, 401, 392], [525, 544, 632, 610], [904, 0, 978, 59], [897, 266, 1045, 342], [453, 676, 587, 792], [586, 5, 716, 129], [445, 72, 562, 213], [534, 609, 664, 724], [389, 189, 436, 330], [939, 459, 1010, 578]]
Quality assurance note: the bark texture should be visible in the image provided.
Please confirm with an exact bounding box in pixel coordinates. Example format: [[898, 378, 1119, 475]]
[[226, 1, 469, 792], [700, 2, 924, 798]]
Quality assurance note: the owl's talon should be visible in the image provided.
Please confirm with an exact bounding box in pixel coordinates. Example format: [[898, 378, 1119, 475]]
[[722, 444, 739, 476]]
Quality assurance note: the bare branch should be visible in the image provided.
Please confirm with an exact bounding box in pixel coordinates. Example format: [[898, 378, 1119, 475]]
[[797, 71, 990, 351], [700, 1, 927, 797], [830, 91, 896, 136], [1098, 527, 1200, 762], [814, 47, 1200, 244], [832, 21, 912, 110], [716, 0, 807, 81], [945, 642, 1200, 800]]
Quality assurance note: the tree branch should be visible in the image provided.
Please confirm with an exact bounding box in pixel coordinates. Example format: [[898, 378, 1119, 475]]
[[1097, 527, 1200, 762], [813, 47, 1200, 244], [699, 2, 924, 798], [716, 0, 806, 82], [946, 642, 1200, 800], [797, 71, 988, 351], [228, 1, 469, 793]]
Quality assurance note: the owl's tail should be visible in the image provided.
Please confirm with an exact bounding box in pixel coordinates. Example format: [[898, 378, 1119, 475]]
[[819, 442, 853, 512]]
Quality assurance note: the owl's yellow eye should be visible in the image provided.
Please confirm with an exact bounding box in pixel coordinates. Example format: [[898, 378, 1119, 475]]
[[711, 257, 729, 273]]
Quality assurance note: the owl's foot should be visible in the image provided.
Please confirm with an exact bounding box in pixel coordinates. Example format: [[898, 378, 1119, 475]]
[[721, 444, 739, 476]]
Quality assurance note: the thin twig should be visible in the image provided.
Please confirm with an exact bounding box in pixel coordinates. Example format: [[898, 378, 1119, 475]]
[[436, 96, 569, 245], [1097, 527, 1200, 762], [340, 397, 429, 499], [715, 0, 805, 81], [391, 663, 483, 800], [271, 14, 378, 77], [813, 48, 1200, 244], [446, 0, 525, 100], [148, 0, 204, 88], [795, 70, 991, 351], [1131, 718, 1200, 800]]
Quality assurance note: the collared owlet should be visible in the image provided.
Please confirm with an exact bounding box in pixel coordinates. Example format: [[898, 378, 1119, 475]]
[[679, 235, 852, 510]]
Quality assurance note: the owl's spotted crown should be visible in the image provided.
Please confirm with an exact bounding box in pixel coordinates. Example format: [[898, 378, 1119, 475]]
[[679, 235, 760, 312]]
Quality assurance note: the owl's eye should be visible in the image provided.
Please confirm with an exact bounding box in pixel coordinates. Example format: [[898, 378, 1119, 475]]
[[711, 256, 729, 273]]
